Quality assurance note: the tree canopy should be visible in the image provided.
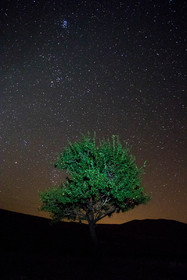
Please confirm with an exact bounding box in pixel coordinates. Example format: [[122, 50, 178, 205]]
[[39, 134, 150, 230]]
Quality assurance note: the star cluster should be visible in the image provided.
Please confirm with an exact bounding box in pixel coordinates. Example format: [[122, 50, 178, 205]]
[[0, 0, 186, 223]]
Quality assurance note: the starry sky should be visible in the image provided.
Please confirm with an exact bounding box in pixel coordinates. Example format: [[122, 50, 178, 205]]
[[0, 0, 186, 224]]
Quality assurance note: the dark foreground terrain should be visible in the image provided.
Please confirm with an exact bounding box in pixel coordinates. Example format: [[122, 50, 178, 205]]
[[0, 209, 186, 280]]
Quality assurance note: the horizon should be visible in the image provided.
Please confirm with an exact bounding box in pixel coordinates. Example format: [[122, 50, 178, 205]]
[[1, 207, 186, 225]]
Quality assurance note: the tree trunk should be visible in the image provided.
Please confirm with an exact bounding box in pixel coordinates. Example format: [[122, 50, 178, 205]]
[[89, 222, 98, 248]]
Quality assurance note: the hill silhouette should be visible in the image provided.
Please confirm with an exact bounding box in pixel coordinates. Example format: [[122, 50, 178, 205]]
[[0, 209, 186, 279]]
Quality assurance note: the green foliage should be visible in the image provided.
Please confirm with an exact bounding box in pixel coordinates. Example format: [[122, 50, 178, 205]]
[[40, 133, 150, 224]]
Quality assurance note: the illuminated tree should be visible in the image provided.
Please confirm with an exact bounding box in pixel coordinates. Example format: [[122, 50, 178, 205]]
[[39, 134, 150, 246]]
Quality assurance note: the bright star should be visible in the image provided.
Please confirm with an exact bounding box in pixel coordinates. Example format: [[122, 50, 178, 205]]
[[61, 20, 68, 29]]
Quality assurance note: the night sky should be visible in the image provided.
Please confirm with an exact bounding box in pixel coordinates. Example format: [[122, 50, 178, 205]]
[[1, 0, 186, 224]]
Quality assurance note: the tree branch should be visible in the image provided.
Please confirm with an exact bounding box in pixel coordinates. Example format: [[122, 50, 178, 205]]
[[95, 206, 116, 222]]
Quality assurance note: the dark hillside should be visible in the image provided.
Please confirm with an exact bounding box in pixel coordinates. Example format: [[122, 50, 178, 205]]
[[0, 209, 186, 280], [0, 209, 90, 255]]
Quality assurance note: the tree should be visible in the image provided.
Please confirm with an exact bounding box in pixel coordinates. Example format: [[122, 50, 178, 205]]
[[39, 134, 150, 246]]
